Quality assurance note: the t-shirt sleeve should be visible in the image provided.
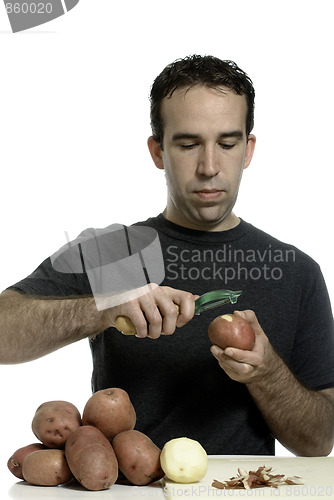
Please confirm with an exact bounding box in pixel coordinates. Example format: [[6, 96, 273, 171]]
[[7, 257, 92, 298], [289, 262, 334, 390]]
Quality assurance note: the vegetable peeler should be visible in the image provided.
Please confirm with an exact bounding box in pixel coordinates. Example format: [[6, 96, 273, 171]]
[[115, 289, 242, 335], [194, 289, 242, 315]]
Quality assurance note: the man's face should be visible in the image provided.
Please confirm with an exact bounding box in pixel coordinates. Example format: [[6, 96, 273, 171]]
[[148, 85, 256, 231]]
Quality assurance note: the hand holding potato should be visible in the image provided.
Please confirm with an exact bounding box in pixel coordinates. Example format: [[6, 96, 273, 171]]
[[210, 310, 273, 384], [208, 313, 255, 350]]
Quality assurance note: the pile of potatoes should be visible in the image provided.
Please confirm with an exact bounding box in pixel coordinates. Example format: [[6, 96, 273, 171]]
[[7, 388, 165, 491]]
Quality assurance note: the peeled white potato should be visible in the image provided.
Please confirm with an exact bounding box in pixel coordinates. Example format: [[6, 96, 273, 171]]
[[160, 437, 208, 483]]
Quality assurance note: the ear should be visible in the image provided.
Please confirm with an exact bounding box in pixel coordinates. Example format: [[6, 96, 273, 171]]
[[147, 136, 164, 170], [244, 134, 256, 169]]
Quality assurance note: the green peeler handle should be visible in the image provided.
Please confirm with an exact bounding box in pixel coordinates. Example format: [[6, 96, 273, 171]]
[[194, 289, 242, 315]]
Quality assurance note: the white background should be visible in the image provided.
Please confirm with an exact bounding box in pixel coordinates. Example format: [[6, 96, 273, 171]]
[[0, 0, 333, 492]]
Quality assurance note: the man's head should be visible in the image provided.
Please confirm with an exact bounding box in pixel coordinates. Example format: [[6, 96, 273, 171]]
[[150, 55, 255, 149], [147, 55, 256, 232]]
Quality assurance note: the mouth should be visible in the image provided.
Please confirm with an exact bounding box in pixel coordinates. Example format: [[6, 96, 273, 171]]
[[194, 189, 224, 201]]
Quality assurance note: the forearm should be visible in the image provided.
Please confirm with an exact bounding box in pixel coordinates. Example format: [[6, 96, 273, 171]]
[[0, 285, 196, 363], [0, 291, 108, 364], [247, 349, 334, 456], [210, 310, 334, 457]]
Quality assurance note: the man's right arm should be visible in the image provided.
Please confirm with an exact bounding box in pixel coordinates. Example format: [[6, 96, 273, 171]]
[[0, 286, 196, 364], [0, 290, 107, 363]]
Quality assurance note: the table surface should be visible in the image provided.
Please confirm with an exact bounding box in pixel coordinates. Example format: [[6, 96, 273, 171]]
[[4, 456, 334, 500]]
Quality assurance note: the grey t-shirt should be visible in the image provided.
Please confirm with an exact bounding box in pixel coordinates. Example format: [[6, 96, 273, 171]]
[[9, 216, 334, 455]]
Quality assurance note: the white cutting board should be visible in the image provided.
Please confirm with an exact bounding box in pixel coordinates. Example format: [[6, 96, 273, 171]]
[[163, 456, 334, 499]]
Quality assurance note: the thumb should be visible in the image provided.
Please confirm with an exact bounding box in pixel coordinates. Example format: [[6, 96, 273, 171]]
[[234, 309, 265, 338]]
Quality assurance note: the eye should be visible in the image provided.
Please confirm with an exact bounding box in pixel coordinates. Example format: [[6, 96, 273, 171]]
[[180, 143, 198, 150], [219, 143, 235, 150]]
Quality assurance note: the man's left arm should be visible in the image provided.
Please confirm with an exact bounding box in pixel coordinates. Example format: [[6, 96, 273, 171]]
[[210, 310, 334, 457]]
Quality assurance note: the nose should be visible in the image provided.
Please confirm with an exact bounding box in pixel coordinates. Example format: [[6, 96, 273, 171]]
[[196, 145, 220, 177]]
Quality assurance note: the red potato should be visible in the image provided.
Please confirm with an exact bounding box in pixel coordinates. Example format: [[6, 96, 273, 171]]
[[65, 425, 118, 491], [7, 443, 46, 479], [22, 449, 72, 486], [208, 313, 255, 350], [32, 400, 81, 448], [112, 430, 165, 485], [82, 387, 136, 440]]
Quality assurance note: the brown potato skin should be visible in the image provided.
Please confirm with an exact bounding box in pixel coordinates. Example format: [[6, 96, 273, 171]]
[[82, 388, 136, 440], [32, 400, 82, 448], [7, 443, 46, 479], [22, 449, 72, 486], [208, 314, 255, 350], [112, 430, 165, 485], [65, 425, 118, 491]]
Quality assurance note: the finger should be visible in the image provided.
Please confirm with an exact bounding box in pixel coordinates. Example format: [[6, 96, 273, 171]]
[[143, 289, 179, 337], [210, 345, 260, 367], [234, 309, 263, 337], [210, 345, 223, 358], [135, 294, 178, 339], [129, 311, 149, 338], [210, 346, 254, 377], [143, 304, 163, 339], [224, 347, 254, 361], [174, 292, 196, 327], [159, 302, 179, 336], [127, 290, 162, 338]]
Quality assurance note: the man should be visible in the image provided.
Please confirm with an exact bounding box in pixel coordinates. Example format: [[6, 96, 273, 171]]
[[1, 55, 334, 457]]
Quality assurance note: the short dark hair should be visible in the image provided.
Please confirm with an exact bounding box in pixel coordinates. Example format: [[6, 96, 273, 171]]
[[149, 55, 255, 147]]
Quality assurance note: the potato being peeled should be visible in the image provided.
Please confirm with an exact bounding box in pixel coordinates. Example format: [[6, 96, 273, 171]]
[[160, 437, 208, 483], [208, 313, 255, 350]]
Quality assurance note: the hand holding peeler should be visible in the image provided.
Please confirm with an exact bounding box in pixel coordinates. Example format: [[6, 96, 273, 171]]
[[114, 289, 242, 335]]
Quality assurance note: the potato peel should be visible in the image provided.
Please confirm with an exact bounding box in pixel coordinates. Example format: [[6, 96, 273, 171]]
[[212, 465, 305, 490]]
